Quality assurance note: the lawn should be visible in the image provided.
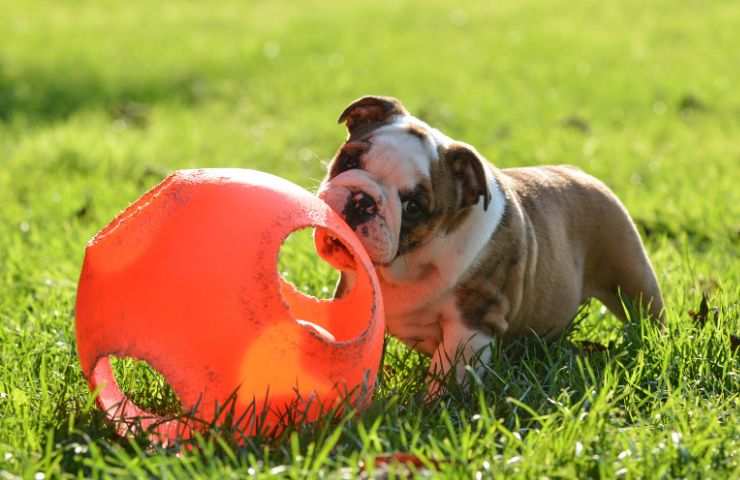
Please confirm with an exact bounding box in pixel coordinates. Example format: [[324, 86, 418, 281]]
[[1, 0, 738, 477]]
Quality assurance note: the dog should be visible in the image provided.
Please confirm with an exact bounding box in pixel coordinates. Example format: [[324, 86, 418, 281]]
[[315, 95, 663, 392]]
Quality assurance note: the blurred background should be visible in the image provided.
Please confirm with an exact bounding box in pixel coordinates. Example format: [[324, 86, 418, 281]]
[[4, 1, 739, 204], [2, 0, 738, 206], [2, 0, 738, 290]]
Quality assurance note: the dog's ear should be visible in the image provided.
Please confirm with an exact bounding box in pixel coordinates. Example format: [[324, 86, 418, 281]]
[[443, 143, 491, 211], [338, 95, 408, 136]]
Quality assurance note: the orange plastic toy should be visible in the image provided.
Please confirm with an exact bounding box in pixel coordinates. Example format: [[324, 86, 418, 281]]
[[75, 169, 384, 442]]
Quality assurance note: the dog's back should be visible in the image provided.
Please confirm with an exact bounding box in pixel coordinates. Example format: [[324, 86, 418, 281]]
[[501, 165, 663, 328]]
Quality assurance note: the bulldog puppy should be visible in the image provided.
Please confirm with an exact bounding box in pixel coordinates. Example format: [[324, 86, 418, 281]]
[[315, 95, 663, 391]]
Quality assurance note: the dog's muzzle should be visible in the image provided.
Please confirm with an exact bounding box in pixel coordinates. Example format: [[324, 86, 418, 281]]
[[342, 191, 378, 229], [318, 179, 397, 266]]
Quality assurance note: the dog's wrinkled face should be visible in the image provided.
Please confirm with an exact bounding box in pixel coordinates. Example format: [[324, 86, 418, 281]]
[[317, 96, 491, 270]]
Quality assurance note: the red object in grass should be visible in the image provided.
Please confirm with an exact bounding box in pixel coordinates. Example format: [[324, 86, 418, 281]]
[[75, 169, 384, 443]]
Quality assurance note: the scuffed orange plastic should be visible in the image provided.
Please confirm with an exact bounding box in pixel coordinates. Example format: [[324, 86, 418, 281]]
[[75, 169, 384, 443]]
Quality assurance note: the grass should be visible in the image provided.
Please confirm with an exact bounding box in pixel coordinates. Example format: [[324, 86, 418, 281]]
[[1, 0, 738, 477]]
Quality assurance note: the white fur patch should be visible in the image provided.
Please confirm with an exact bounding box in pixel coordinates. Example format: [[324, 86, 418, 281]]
[[362, 131, 432, 192]]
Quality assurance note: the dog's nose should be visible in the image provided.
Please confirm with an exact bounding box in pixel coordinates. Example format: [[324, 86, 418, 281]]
[[342, 191, 378, 229]]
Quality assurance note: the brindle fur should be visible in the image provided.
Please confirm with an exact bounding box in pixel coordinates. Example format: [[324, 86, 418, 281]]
[[404, 123, 428, 140], [329, 141, 371, 180], [456, 166, 663, 337]]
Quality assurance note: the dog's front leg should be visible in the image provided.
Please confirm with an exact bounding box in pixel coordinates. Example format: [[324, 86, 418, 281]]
[[427, 312, 493, 398]]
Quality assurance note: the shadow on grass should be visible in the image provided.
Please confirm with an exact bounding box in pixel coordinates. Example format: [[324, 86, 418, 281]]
[[0, 63, 210, 125]]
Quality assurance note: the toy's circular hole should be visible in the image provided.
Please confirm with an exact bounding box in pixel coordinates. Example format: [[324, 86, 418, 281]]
[[109, 356, 183, 417], [278, 227, 340, 300], [90, 356, 189, 442], [277, 226, 375, 344]]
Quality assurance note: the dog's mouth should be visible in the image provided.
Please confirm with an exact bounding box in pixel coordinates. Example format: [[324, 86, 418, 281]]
[[316, 183, 398, 268], [315, 228, 356, 271]]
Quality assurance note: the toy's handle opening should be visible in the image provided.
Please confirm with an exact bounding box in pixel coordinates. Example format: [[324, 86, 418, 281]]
[[314, 227, 357, 272], [276, 225, 377, 344], [89, 356, 189, 443]]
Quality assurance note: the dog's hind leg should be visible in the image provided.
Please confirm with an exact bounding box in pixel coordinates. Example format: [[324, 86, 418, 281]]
[[591, 217, 664, 324]]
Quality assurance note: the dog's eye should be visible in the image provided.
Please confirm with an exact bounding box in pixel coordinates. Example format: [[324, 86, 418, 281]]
[[402, 198, 424, 221]]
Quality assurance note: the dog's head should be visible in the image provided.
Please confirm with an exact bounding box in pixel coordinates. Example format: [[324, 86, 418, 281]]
[[317, 95, 491, 271]]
